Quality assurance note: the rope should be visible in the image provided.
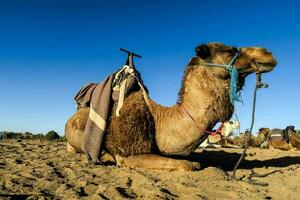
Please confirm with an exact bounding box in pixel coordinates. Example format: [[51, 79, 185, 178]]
[[232, 73, 263, 179], [229, 67, 242, 104], [202, 54, 268, 179], [203, 52, 242, 105], [113, 65, 149, 116]]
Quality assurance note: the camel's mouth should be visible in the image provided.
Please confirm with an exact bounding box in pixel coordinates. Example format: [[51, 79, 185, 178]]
[[254, 59, 277, 73]]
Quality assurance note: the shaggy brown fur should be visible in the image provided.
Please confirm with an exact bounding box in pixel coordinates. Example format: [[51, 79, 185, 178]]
[[65, 42, 277, 171], [65, 92, 156, 157], [105, 91, 156, 156]]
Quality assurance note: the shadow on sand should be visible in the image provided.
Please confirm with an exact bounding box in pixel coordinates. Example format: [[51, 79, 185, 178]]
[[184, 150, 300, 171]]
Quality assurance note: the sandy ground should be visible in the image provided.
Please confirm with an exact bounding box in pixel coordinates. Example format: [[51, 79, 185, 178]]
[[0, 140, 299, 200]]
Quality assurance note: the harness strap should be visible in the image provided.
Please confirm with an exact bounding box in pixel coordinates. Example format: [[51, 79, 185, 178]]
[[115, 78, 127, 117], [113, 65, 150, 117], [180, 104, 203, 132], [204, 123, 224, 138], [135, 77, 150, 107], [181, 104, 225, 138], [114, 65, 134, 116]]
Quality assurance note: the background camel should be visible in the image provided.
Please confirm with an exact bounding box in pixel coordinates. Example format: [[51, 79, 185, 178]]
[[234, 128, 271, 148], [269, 126, 300, 150], [65, 42, 277, 171], [254, 128, 271, 148], [199, 120, 240, 148]]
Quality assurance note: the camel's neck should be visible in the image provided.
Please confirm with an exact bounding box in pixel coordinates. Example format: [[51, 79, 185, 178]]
[[149, 65, 234, 155], [179, 65, 234, 130]]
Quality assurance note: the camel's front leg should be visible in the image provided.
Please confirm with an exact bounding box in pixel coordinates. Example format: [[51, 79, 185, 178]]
[[115, 154, 200, 171]]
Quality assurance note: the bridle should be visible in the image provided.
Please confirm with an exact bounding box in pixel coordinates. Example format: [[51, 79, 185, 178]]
[[181, 50, 242, 137], [203, 50, 242, 105], [181, 103, 225, 140]]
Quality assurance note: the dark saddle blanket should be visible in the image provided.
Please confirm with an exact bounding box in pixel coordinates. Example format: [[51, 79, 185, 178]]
[[74, 69, 145, 109], [74, 83, 98, 109]]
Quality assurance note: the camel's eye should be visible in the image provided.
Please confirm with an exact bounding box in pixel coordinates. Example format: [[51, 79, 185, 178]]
[[229, 121, 233, 124], [195, 44, 211, 59], [228, 47, 238, 54]]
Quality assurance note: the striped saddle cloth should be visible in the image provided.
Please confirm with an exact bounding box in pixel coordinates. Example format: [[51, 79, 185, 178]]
[[270, 129, 285, 142]]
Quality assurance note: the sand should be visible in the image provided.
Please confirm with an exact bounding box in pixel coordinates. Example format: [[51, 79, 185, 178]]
[[0, 139, 299, 200]]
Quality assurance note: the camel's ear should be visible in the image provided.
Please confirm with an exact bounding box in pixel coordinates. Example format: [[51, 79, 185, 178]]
[[195, 44, 211, 59]]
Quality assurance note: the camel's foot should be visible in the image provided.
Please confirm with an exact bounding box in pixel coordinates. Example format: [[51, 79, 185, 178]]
[[101, 152, 116, 163], [115, 154, 201, 171], [67, 143, 77, 153], [84, 152, 116, 165]]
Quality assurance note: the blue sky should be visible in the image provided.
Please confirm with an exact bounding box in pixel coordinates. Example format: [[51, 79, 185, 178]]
[[0, 0, 299, 135]]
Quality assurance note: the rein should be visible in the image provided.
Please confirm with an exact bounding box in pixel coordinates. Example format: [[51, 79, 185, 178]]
[[232, 72, 268, 179], [184, 51, 269, 179], [181, 104, 225, 139], [181, 104, 203, 131], [204, 124, 224, 138], [194, 51, 269, 179]]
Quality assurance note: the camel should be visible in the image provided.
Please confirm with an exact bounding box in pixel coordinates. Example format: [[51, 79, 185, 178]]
[[199, 120, 240, 148], [269, 126, 300, 150], [65, 42, 277, 171], [233, 128, 271, 148], [255, 128, 271, 148]]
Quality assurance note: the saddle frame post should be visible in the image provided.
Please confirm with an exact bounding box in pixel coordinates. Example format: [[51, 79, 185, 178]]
[[120, 48, 142, 70]]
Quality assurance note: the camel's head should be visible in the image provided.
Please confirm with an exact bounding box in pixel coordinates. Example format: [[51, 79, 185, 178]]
[[194, 42, 277, 84], [258, 128, 271, 138], [221, 120, 240, 137]]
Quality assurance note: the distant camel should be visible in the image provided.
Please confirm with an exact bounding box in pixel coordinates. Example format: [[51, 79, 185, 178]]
[[269, 126, 300, 150], [233, 128, 271, 148], [199, 121, 240, 148], [65, 42, 277, 171], [254, 128, 271, 148]]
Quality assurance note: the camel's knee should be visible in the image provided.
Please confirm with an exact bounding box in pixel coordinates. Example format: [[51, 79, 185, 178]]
[[67, 143, 77, 153]]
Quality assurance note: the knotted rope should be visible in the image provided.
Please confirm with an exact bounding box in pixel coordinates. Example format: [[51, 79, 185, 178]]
[[232, 73, 268, 179], [203, 53, 269, 179], [113, 65, 149, 117], [204, 52, 242, 105]]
